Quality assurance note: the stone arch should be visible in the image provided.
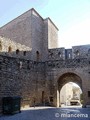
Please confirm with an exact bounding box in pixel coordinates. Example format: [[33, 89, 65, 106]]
[[56, 72, 82, 107]]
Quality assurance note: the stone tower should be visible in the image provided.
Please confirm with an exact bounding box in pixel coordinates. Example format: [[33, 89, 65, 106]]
[[0, 8, 58, 61]]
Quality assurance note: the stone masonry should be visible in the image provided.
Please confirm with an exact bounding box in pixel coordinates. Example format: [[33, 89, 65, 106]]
[[0, 8, 90, 113]]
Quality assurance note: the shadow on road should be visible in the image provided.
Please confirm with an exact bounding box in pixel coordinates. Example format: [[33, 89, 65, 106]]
[[0, 106, 90, 120]]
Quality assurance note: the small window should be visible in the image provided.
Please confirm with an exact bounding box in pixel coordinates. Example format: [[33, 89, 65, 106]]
[[0, 44, 2, 51], [36, 51, 39, 55], [42, 91, 45, 103], [68, 53, 71, 58], [36, 51, 40, 61], [19, 61, 22, 68], [58, 52, 61, 57], [88, 91, 90, 97], [23, 51, 26, 56], [75, 50, 79, 56], [49, 97, 53, 102], [8, 46, 12, 52], [16, 49, 19, 54]]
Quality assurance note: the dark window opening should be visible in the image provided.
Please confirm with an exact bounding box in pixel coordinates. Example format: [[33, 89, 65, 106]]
[[27, 60, 30, 69], [0, 41, 2, 51], [16, 49, 19, 54], [0, 44, 2, 51], [23, 51, 26, 56], [58, 52, 61, 57], [76, 50, 80, 56], [36, 51, 39, 55], [49, 97, 53, 102], [88, 91, 90, 97], [42, 91, 45, 103], [36, 51, 40, 61], [8, 46, 12, 52], [0, 66, 2, 70]]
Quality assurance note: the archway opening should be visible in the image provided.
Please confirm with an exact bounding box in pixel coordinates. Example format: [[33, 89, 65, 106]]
[[60, 82, 82, 107], [57, 72, 83, 107]]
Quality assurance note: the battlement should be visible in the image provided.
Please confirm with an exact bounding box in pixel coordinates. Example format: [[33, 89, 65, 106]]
[[48, 44, 90, 60], [1, 35, 90, 62], [0, 48, 90, 72]]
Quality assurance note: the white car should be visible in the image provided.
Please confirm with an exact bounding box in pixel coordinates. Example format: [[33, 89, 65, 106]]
[[70, 100, 81, 106]]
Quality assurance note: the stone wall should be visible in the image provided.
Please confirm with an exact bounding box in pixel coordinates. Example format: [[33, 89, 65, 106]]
[[46, 58, 89, 69], [0, 54, 49, 113], [48, 48, 65, 60], [45, 57, 90, 107], [30, 9, 45, 61], [47, 45, 90, 61], [0, 8, 59, 62], [0, 9, 32, 48], [47, 18, 58, 49], [0, 36, 31, 59], [0, 46, 90, 112], [72, 45, 90, 58]]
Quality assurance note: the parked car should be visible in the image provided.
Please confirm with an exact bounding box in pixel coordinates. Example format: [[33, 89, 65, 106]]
[[70, 99, 81, 105]]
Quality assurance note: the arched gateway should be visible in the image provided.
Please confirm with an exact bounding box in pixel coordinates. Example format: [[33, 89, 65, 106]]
[[56, 72, 82, 107]]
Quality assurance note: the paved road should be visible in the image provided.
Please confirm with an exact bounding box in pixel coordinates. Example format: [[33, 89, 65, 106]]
[[0, 107, 90, 120]]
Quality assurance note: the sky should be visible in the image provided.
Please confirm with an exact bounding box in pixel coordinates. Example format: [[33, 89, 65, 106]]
[[0, 0, 90, 48]]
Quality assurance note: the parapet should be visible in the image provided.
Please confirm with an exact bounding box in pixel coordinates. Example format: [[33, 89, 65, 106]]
[[48, 44, 90, 60]]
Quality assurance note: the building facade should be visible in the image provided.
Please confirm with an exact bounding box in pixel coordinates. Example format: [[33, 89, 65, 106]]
[[0, 8, 90, 113]]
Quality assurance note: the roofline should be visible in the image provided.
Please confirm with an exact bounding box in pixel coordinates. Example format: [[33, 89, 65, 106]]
[[45, 17, 59, 31], [0, 8, 58, 31], [0, 8, 44, 29], [0, 8, 32, 29], [72, 44, 90, 48], [31, 8, 44, 20]]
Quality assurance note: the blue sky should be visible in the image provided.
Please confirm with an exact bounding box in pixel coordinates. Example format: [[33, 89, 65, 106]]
[[0, 0, 90, 48]]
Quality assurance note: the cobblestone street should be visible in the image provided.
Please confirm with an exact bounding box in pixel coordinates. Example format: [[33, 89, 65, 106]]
[[0, 107, 90, 120]]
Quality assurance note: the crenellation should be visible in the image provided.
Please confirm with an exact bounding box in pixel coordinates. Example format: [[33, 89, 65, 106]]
[[48, 48, 65, 60], [72, 45, 90, 58]]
